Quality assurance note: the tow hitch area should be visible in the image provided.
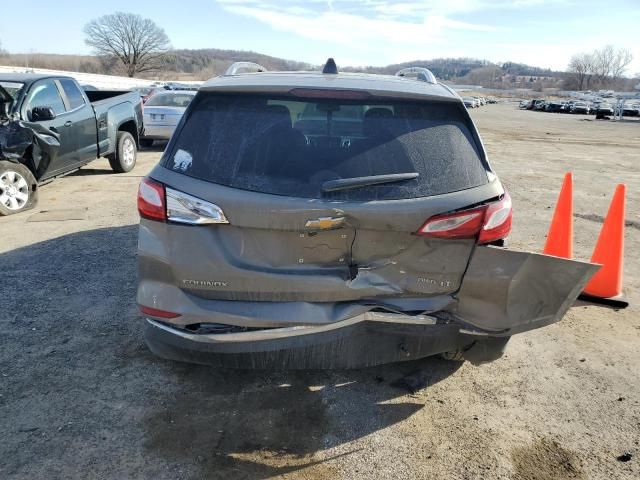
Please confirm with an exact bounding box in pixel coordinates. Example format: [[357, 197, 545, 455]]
[[455, 246, 600, 335]]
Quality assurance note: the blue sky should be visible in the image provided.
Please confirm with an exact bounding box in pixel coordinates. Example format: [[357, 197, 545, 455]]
[[2, 0, 639, 73]]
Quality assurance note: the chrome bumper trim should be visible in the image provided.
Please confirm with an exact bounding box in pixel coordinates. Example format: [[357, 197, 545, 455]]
[[147, 311, 438, 343]]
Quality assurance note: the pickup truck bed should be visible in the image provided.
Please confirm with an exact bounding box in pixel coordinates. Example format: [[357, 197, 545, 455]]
[[85, 90, 144, 159]]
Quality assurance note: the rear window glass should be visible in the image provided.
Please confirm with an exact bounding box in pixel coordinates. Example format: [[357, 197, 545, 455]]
[[164, 94, 488, 200], [59, 78, 85, 110], [146, 93, 195, 107]]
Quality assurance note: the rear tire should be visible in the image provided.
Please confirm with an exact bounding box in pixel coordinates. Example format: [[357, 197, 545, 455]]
[[108, 131, 137, 173], [0, 161, 38, 216], [140, 138, 154, 148]]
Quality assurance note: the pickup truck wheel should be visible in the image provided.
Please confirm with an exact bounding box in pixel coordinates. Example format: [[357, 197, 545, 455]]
[[108, 131, 137, 173], [0, 161, 38, 216]]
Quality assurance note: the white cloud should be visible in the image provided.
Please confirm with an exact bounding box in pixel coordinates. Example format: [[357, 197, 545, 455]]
[[218, 1, 497, 51], [213, 0, 635, 71]]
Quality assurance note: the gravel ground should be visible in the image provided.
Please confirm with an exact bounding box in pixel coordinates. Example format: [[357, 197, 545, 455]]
[[1, 103, 638, 480]]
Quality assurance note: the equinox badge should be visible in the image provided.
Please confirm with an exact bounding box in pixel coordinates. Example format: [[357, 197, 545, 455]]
[[305, 216, 345, 230]]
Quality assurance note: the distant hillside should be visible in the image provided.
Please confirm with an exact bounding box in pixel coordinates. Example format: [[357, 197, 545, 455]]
[[500, 61, 564, 78], [167, 48, 314, 79], [0, 48, 566, 87], [0, 48, 314, 80], [343, 58, 497, 80]]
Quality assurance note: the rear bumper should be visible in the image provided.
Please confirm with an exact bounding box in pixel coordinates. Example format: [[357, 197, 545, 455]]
[[142, 125, 176, 140], [144, 312, 483, 369], [138, 236, 598, 368]]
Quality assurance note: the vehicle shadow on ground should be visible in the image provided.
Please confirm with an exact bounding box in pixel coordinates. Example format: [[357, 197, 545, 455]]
[[67, 167, 117, 177], [140, 141, 168, 153], [143, 354, 461, 478], [0, 225, 462, 479]]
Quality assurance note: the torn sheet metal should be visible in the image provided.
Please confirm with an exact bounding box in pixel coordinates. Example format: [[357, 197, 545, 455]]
[[455, 246, 600, 335], [0, 86, 60, 178]]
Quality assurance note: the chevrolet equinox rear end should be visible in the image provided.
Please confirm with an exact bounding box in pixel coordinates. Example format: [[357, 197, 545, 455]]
[[136, 61, 597, 369]]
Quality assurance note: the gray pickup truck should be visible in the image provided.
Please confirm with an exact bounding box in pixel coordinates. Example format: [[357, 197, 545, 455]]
[[0, 73, 143, 215]]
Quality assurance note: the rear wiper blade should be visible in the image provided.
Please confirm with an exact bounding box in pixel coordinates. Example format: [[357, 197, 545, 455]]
[[322, 173, 419, 192]]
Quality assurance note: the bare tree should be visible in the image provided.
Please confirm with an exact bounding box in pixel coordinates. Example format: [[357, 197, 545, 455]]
[[84, 12, 171, 77], [0, 39, 7, 56], [567, 46, 633, 90], [567, 52, 594, 90], [610, 48, 633, 79]]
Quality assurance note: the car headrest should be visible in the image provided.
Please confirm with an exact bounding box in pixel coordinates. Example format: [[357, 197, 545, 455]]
[[363, 107, 393, 136], [364, 107, 393, 120], [264, 105, 292, 128]]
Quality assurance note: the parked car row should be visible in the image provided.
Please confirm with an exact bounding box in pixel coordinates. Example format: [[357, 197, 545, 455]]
[[132, 83, 201, 104], [462, 96, 497, 108], [614, 103, 640, 117], [519, 98, 639, 117]]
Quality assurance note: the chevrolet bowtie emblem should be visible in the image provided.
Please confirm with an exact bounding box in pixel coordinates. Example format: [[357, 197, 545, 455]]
[[305, 216, 345, 230]]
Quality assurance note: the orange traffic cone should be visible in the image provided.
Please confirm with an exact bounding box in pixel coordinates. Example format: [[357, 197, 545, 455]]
[[544, 172, 573, 258], [579, 184, 628, 308]]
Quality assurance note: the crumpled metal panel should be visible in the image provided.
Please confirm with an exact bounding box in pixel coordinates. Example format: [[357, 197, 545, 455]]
[[0, 120, 33, 160], [455, 246, 600, 334], [141, 219, 475, 302], [0, 119, 60, 177]]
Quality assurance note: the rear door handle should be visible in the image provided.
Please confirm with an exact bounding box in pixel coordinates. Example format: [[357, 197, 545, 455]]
[[64, 121, 73, 127]]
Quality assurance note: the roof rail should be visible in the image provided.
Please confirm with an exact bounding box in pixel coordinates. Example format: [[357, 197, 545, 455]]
[[224, 62, 268, 76], [395, 67, 437, 85]]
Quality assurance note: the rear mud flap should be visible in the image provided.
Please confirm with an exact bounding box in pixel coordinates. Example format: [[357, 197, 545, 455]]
[[455, 246, 600, 335]]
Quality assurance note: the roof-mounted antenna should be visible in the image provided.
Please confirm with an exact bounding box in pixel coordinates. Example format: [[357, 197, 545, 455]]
[[322, 58, 338, 74]]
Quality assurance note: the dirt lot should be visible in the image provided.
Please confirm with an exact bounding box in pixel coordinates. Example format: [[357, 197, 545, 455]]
[[1, 103, 638, 480]]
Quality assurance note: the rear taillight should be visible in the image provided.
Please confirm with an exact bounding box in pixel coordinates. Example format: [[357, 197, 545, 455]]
[[138, 177, 166, 221], [417, 191, 512, 244], [417, 208, 485, 239], [166, 188, 228, 225], [137, 177, 228, 225], [478, 191, 512, 244]]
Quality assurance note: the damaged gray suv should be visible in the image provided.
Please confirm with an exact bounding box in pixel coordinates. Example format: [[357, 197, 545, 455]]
[[137, 60, 597, 369]]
